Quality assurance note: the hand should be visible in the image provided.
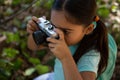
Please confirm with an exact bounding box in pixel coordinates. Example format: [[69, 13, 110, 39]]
[[26, 16, 47, 50], [47, 29, 71, 61], [26, 16, 39, 34]]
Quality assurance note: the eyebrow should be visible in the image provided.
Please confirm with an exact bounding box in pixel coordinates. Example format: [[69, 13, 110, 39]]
[[50, 21, 73, 31]]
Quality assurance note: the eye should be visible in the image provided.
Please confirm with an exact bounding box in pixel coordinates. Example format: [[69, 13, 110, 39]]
[[63, 30, 69, 34]]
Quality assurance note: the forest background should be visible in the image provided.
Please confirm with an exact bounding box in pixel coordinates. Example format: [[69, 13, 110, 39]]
[[0, 0, 120, 80]]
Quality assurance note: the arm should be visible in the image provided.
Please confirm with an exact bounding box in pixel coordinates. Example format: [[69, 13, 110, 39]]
[[47, 29, 96, 80], [61, 53, 96, 80], [61, 52, 82, 80], [27, 34, 37, 50]]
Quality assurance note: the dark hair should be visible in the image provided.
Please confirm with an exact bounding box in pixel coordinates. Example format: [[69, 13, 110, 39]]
[[52, 0, 108, 76]]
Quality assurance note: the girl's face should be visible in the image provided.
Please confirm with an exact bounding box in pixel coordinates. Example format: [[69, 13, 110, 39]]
[[51, 10, 88, 46]]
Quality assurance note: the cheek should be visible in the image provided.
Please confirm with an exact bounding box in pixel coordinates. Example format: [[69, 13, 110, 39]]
[[64, 33, 84, 46]]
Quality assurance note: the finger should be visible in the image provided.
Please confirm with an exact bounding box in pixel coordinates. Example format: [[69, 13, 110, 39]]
[[48, 43, 56, 48], [28, 20, 39, 30], [55, 29, 64, 40], [47, 37, 59, 44], [27, 23, 36, 32], [26, 24, 34, 34], [32, 16, 39, 22]]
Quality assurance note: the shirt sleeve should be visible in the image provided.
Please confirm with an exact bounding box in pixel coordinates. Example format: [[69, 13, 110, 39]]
[[77, 50, 100, 75]]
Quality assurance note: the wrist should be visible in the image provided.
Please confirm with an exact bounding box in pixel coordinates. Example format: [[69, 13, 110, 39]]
[[60, 52, 73, 63]]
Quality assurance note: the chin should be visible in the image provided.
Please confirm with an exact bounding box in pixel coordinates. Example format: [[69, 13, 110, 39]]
[[67, 43, 75, 46]]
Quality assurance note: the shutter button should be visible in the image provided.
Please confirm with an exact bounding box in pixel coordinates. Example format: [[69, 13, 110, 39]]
[[48, 26, 54, 30]]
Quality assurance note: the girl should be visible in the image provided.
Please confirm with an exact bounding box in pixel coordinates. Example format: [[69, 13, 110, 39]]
[[27, 0, 117, 80]]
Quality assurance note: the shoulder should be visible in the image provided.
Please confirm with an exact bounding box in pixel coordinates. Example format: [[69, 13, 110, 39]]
[[77, 50, 100, 66], [77, 49, 100, 75]]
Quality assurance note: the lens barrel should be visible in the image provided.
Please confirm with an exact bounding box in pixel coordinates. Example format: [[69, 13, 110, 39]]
[[32, 30, 47, 45]]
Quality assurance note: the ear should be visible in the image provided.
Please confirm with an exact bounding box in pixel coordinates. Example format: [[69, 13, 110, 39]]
[[85, 24, 94, 35]]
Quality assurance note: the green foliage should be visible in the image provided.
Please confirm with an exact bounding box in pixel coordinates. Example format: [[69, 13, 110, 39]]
[[36, 50, 47, 58], [0, 0, 120, 80], [13, 58, 23, 70], [112, 28, 120, 46], [44, 0, 54, 9], [97, 6, 110, 18], [13, 18, 21, 28], [29, 57, 41, 65], [24, 67, 36, 76], [0, 59, 13, 78], [0, 0, 4, 5], [0, 59, 13, 65], [3, 32, 20, 44], [0, 30, 50, 79], [2, 48, 19, 58], [4, 8, 14, 16], [12, 0, 21, 6], [35, 64, 49, 74], [111, 5, 118, 12]]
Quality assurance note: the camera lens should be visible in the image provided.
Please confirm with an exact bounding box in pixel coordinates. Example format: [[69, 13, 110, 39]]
[[32, 31, 47, 45]]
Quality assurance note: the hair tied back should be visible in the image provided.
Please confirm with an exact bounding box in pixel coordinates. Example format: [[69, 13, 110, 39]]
[[94, 16, 100, 22]]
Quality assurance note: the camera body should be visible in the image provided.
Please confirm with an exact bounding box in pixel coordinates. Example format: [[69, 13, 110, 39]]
[[32, 17, 59, 45]]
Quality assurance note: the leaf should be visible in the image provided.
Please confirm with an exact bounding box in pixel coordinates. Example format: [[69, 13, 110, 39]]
[[35, 64, 49, 74], [13, 58, 23, 70], [111, 5, 118, 12], [2, 48, 19, 58], [36, 50, 47, 58], [0, 68, 11, 77], [44, 0, 54, 9], [12, 0, 21, 6], [22, 52, 30, 58], [97, 7, 110, 18], [35, 0, 41, 7], [24, 68, 36, 76], [3, 32, 20, 43], [29, 57, 41, 65], [20, 39, 27, 50], [0, 59, 13, 67]]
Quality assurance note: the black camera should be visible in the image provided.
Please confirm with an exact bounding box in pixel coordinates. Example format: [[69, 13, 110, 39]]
[[32, 17, 59, 45]]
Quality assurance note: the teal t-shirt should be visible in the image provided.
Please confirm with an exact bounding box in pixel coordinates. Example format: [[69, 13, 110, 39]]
[[53, 34, 117, 80]]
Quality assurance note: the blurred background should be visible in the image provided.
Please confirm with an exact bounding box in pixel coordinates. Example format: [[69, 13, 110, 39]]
[[0, 0, 120, 80]]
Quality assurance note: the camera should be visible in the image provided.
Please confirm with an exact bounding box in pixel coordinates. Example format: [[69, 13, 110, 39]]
[[32, 17, 59, 45]]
